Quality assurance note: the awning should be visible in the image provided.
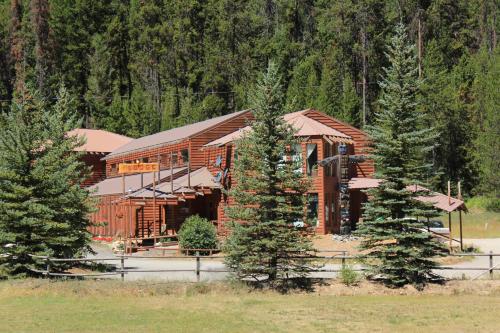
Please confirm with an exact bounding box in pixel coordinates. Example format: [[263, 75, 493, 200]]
[[348, 178, 467, 213]]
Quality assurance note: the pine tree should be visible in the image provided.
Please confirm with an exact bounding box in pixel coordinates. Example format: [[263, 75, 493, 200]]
[[0, 87, 94, 276], [223, 62, 314, 290], [473, 47, 499, 197], [356, 24, 445, 289]]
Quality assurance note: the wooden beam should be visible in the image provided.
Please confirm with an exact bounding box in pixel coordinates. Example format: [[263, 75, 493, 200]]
[[459, 210, 463, 252], [448, 212, 452, 253]]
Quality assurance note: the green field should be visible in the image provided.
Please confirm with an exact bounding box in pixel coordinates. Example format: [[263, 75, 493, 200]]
[[440, 209, 500, 239], [1, 280, 499, 333]]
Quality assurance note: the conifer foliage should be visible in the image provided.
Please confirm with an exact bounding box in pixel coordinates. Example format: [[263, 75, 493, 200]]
[[356, 24, 445, 289], [0, 87, 94, 276], [223, 62, 314, 290]]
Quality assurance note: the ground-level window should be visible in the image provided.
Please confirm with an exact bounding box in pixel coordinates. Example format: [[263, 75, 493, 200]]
[[306, 143, 318, 176], [307, 193, 319, 227]]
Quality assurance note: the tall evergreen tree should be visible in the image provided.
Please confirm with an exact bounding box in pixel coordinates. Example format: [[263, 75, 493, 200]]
[[473, 47, 499, 197], [356, 24, 445, 289], [0, 87, 94, 276], [224, 62, 314, 290]]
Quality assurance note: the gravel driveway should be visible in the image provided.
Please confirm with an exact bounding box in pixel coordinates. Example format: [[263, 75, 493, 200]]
[[87, 239, 500, 281], [436, 238, 500, 280]]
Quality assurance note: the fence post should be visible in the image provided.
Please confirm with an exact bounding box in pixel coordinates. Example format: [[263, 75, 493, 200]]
[[341, 251, 346, 269], [196, 251, 200, 283], [45, 258, 51, 277], [120, 256, 125, 282], [489, 251, 493, 279]]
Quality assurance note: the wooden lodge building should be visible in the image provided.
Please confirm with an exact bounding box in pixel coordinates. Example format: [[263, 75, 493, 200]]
[[87, 109, 375, 240], [67, 129, 133, 187]]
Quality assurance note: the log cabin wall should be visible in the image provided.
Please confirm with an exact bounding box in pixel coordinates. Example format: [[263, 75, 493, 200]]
[[203, 145, 234, 234], [104, 141, 191, 178], [81, 153, 107, 187], [303, 109, 374, 178], [104, 111, 253, 178], [189, 112, 253, 169], [203, 136, 344, 235], [89, 195, 124, 237]]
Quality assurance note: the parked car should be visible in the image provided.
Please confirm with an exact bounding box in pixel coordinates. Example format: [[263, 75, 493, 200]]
[[400, 217, 451, 240], [425, 220, 450, 235]]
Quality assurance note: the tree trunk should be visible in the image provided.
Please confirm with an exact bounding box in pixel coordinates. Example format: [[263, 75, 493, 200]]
[[417, 11, 423, 78], [10, 0, 25, 99], [361, 23, 368, 127], [30, 0, 52, 97]]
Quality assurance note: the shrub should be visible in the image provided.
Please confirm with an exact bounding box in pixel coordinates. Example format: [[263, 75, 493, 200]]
[[178, 215, 218, 255], [339, 265, 360, 286], [466, 196, 500, 212]]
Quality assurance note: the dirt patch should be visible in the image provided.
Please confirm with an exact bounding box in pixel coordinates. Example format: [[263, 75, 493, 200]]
[[316, 279, 500, 296], [312, 234, 363, 255]]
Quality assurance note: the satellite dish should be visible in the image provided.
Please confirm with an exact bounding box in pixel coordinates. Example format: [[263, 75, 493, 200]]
[[215, 155, 223, 167]]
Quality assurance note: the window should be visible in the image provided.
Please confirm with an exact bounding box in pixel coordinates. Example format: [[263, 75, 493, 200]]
[[292, 143, 302, 173], [181, 149, 189, 164], [306, 143, 318, 176], [307, 194, 319, 227], [141, 157, 149, 163], [110, 164, 117, 173], [225, 147, 232, 169], [171, 153, 178, 166]]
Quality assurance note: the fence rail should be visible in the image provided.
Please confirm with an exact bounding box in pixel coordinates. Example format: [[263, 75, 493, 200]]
[[21, 250, 500, 282]]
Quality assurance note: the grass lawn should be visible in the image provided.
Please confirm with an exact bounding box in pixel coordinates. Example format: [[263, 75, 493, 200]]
[[1, 279, 499, 333], [440, 209, 500, 239]]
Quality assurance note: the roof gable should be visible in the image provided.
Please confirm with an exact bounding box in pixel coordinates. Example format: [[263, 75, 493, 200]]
[[67, 129, 132, 153], [204, 109, 355, 148]]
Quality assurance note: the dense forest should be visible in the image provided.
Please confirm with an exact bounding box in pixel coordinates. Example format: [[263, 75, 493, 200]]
[[0, 0, 498, 197]]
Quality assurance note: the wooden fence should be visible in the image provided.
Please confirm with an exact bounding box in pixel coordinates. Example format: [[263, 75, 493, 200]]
[[23, 250, 500, 282]]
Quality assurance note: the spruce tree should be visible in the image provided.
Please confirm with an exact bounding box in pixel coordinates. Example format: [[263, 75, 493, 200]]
[[224, 62, 314, 290], [356, 24, 445, 289], [0, 87, 94, 276], [473, 47, 499, 198]]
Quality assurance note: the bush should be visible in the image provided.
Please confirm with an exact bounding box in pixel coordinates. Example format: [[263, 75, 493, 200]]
[[339, 265, 360, 286], [466, 196, 500, 212], [178, 215, 218, 255]]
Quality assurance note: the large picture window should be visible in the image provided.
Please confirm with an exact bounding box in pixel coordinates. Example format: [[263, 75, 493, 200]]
[[306, 143, 318, 176]]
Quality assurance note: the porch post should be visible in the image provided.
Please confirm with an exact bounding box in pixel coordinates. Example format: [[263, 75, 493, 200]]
[[448, 212, 452, 252], [459, 210, 463, 252], [153, 170, 157, 246]]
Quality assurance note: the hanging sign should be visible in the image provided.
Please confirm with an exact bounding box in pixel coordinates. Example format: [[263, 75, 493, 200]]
[[118, 163, 159, 174]]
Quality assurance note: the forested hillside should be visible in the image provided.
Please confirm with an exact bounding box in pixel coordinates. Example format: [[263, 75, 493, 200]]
[[0, 0, 497, 196]]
